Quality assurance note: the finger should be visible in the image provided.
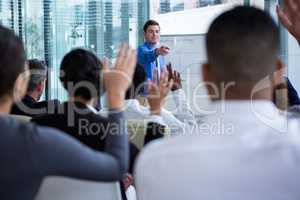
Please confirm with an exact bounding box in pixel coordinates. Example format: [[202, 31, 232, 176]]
[[173, 70, 177, 79], [115, 43, 128, 69], [147, 80, 153, 93], [126, 49, 137, 75], [120, 47, 136, 80], [173, 71, 177, 83], [277, 5, 293, 29], [284, 0, 298, 14], [167, 79, 174, 91], [167, 63, 173, 80], [147, 80, 158, 96], [162, 78, 173, 96], [161, 45, 170, 50], [102, 56, 110, 72], [160, 70, 168, 85], [166, 62, 171, 72], [153, 69, 158, 84], [121, 45, 133, 71], [162, 49, 169, 55]]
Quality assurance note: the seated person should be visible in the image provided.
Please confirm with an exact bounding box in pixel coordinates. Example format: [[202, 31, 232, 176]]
[[10, 59, 59, 116], [31, 48, 139, 199], [101, 63, 196, 137], [0, 25, 136, 200], [135, 6, 300, 200]]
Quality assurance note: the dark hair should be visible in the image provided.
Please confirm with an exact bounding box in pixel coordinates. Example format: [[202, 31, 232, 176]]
[[60, 48, 102, 100], [206, 6, 280, 84], [125, 63, 146, 100], [143, 20, 160, 33], [27, 59, 47, 93], [0, 25, 26, 98]]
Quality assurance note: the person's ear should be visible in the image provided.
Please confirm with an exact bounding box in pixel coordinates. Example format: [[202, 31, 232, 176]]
[[12, 69, 29, 102], [202, 63, 212, 83], [272, 58, 288, 110], [272, 58, 285, 87], [36, 80, 45, 93]]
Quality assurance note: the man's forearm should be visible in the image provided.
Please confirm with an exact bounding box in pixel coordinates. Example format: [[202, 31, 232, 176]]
[[138, 47, 157, 65]]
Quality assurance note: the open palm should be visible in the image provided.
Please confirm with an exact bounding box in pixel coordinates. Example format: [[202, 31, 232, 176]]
[[277, 0, 300, 43]]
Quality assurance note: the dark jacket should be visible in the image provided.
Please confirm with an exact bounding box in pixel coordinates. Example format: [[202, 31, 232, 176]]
[[32, 101, 139, 173], [11, 95, 59, 117], [0, 111, 128, 200], [32, 101, 108, 151], [287, 78, 300, 106]]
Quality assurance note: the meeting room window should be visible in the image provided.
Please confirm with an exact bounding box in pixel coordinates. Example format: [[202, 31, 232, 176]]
[[3, 0, 147, 101], [150, 0, 242, 16]]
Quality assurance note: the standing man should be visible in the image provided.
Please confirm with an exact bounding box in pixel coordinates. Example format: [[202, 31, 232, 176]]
[[138, 20, 170, 82]]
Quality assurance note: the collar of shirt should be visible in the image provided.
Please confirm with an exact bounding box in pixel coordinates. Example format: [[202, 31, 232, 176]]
[[86, 104, 98, 114], [209, 100, 278, 116], [144, 41, 156, 49], [204, 100, 289, 134]]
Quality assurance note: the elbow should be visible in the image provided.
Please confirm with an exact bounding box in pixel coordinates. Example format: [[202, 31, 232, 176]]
[[109, 161, 128, 181], [117, 159, 128, 180]]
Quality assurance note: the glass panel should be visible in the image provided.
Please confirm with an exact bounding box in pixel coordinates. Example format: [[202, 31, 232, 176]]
[[150, 0, 243, 16], [24, 0, 44, 60], [4, 0, 148, 101], [40, 0, 145, 100], [0, 0, 13, 29]]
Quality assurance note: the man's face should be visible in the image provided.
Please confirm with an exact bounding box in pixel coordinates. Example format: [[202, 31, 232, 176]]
[[144, 25, 160, 44]]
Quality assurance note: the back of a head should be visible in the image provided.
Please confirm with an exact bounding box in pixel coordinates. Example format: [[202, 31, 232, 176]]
[[60, 48, 102, 100], [27, 59, 47, 93], [0, 25, 26, 99], [206, 6, 280, 86]]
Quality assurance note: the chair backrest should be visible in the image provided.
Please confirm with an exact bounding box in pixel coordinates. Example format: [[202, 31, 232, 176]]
[[127, 120, 147, 150], [127, 120, 171, 150], [35, 176, 122, 200]]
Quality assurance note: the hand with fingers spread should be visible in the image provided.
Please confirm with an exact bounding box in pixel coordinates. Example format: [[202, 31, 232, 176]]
[[103, 44, 137, 110], [147, 70, 173, 115], [166, 63, 182, 91], [277, 0, 300, 44]]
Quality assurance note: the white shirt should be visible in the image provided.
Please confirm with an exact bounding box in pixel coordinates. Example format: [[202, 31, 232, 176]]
[[100, 89, 197, 136], [135, 100, 300, 200]]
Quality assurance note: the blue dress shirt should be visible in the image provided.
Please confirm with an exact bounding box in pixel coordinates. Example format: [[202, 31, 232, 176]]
[[137, 42, 166, 81]]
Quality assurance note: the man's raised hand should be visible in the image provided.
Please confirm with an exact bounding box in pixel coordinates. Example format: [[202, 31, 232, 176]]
[[277, 0, 300, 44], [103, 44, 137, 110]]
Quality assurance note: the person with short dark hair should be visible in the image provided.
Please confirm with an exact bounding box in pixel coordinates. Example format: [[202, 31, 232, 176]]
[[31, 47, 138, 199], [0, 24, 136, 200], [138, 20, 170, 83], [135, 6, 300, 200], [32, 48, 127, 157], [10, 59, 59, 116]]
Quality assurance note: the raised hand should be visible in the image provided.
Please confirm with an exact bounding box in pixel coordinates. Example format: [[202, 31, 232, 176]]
[[167, 63, 182, 91], [277, 0, 300, 44], [103, 44, 137, 109], [147, 70, 173, 115]]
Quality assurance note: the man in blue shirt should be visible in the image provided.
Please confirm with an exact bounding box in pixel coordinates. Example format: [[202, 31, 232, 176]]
[[138, 20, 170, 82]]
